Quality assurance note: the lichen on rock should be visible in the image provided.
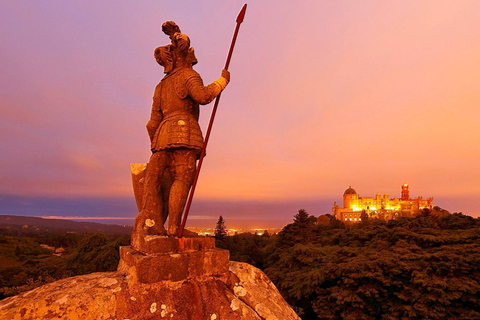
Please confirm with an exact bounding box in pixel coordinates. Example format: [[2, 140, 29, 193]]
[[0, 272, 122, 320], [0, 262, 299, 320]]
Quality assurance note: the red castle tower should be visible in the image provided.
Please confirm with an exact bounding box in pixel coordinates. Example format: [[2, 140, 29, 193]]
[[401, 184, 409, 201]]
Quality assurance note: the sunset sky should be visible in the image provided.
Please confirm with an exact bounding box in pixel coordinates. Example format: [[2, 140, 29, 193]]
[[1, 1, 479, 228]]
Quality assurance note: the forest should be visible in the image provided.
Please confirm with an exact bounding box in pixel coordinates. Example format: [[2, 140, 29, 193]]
[[215, 210, 480, 319], [1, 210, 479, 320], [0, 228, 129, 299]]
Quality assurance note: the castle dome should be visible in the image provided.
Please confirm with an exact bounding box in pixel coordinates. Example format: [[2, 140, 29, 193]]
[[344, 186, 357, 195]]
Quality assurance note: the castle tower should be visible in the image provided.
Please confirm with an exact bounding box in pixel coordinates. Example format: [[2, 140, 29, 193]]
[[401, 184, 409, 201], [343, 186, 358, 209]]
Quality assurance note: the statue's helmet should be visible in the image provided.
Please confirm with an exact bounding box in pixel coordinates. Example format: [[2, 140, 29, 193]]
[[154, 33, 197, 73], [173, 32, 190, 52], [155, 22, 198, 73], [186, 47, 198, 66], [172, 32, 198, 66], [154, 45, 174, 73], [162, 21, 181, 40]]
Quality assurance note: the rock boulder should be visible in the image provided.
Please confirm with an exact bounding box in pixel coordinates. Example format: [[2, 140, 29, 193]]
[[0, 261, 300, 320]]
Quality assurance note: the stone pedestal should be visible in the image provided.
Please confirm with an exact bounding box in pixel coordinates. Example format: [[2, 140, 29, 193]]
[[118, 236, 229, 284]]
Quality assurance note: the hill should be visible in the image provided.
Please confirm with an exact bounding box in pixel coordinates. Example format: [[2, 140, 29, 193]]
[[0, 215, 132, 235]]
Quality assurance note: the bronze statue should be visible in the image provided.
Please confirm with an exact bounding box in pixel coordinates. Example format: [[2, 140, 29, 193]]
[[132, 21, 230, 250]]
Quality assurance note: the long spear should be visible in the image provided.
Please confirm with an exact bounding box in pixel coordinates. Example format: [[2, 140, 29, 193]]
[[179, 4, 247, 238]]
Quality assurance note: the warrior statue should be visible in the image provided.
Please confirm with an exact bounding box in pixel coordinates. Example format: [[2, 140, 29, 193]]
[[132, 21, 230, 250]]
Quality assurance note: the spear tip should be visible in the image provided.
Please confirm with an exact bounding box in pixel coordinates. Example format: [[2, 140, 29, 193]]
[[236, 4, 247, 23]]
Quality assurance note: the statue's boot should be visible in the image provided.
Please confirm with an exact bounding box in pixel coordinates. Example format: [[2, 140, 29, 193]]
[[131, 210, 167, 251]]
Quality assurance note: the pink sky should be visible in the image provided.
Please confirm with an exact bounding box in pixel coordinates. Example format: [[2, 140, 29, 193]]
[[1, 1, 479, 220]]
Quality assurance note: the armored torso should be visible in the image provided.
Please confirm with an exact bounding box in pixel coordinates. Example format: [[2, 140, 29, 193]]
[[151, 67, 222, 154]]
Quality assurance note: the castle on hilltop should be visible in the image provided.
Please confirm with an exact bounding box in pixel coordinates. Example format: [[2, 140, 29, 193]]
[[332, 184, 433, 222]]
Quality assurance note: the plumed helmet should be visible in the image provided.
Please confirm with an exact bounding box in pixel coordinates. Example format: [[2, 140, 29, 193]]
[[154, 45, 174, 73], [162, 21, 181, 40]]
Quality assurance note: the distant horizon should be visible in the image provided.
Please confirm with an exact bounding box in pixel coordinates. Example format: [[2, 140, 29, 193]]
[[1, 192, 477, 230]]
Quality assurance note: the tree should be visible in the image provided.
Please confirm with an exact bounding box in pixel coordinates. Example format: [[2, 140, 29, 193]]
[[277, 209, 317, 247], [316, 214, 330, 226], [360, 210, 369, 223], [214, 216, 228, 240], [294, 209, 310, 226]]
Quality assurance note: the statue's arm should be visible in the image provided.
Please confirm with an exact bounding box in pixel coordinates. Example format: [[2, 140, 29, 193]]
[[186, 70, 230, 105], [146, 83, 163, 143]]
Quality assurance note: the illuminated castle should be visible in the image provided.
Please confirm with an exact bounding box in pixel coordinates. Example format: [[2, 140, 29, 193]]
[[332, 184, 433, 222]]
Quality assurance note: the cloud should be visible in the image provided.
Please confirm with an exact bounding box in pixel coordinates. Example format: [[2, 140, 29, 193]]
[[0, 1, 479, 213]]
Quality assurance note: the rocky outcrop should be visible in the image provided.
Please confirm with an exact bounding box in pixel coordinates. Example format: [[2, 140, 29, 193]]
[[0, 261, 300, 320], [0, 272, 122, 320]]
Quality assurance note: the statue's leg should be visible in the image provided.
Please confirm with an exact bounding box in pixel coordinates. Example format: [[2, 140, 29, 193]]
[[132, 152, 168, 250], [167, 149, 196, 236], [160, 152, 174, 226]]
